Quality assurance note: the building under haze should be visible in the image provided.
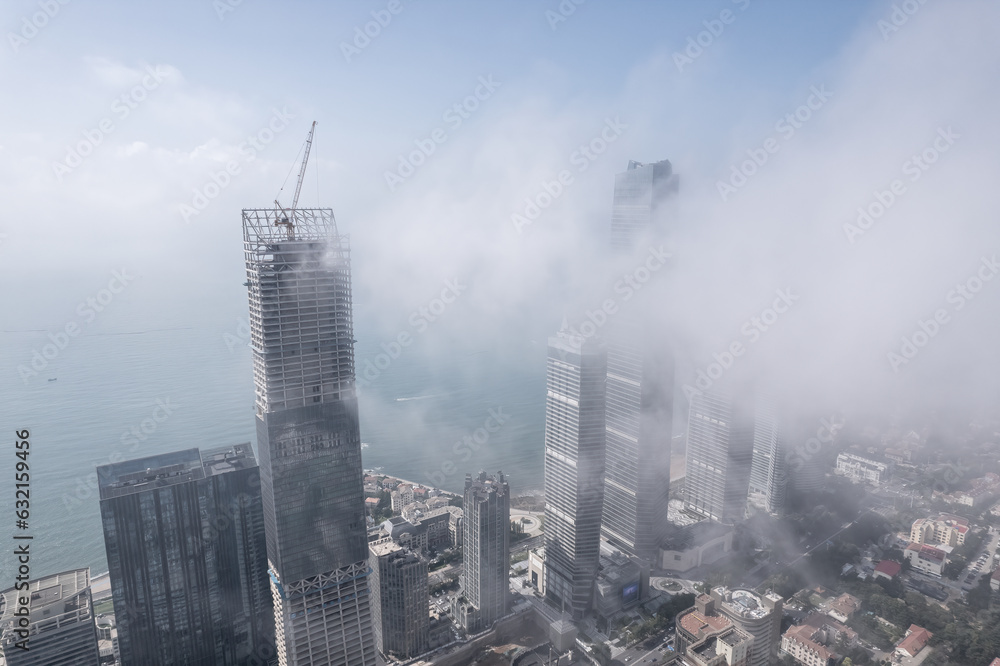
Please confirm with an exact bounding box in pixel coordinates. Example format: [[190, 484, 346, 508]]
[[454, 472, 510, 633], [243, 207, 376, 665], [543, 328, 607, 619], [747, 399, 787, 516], [0, 568, 100, 666], [97, 445, 273, 665], [601, 159, 678, 564], [711, 587, 783, 666], [368, 537, 429, 659], [684, 391, 756, 524]]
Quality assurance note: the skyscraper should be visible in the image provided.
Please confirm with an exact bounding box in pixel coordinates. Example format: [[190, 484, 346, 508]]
[[0, 569, 101, 666], [369, 537, 429, 659], [242, 207, 376, 666], [543, 329, 606, 618], [97, 445, 274, 665], [601, 159, 678, 564], [747, 399, 787, 515], [684, 391, 755, 524], [454, 472, 510, 633]]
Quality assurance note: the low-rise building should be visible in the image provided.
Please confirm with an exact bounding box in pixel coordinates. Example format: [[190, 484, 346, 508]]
[[780, 624, 836, 666], [990, 567, 1000, 592], [659, 521, 734, 573], [835, 453, 891, 485], [825, 593, 861, 624], [905, 542, 949, 577], [895, 624, 932, 658], [873, 560, 902, 581], [592, 547, 646, 620], [528, 547, 546, 595]]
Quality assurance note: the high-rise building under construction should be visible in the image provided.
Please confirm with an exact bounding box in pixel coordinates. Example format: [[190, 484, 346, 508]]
[[243, 206, 376, 666]]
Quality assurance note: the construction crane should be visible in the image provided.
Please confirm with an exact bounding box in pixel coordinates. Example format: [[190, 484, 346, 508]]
[[274, 120, 317, 239]]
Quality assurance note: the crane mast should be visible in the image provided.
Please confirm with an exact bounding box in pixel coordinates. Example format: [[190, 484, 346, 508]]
[[274, 120, 317, 239]]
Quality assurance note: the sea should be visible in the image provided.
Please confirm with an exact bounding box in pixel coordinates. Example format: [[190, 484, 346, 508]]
[[0, 316, 547, 585]]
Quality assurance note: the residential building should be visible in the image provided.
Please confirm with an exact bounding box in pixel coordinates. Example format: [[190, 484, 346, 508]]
[[369, 538, 429, 659], [904, 542, 949, 577], [0, 569, 101, 666], [543, 329, 607, 619], [97, 445, 274, 665], [825, 593, 861, 624], [243, 207, 376, 665], [711, 587, 783, 666], [895, 625, 932, 658], [910, 514, 969, 547], [453, 472, 510, 633], [780, 624, 835, 666], [835, 453, 890, 485]]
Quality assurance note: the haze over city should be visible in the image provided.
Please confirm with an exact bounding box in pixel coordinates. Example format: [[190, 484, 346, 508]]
[[2, 1, 1000, 665]]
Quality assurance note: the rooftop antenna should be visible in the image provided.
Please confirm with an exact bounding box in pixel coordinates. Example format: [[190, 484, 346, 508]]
[[274, 120, 317, 240]]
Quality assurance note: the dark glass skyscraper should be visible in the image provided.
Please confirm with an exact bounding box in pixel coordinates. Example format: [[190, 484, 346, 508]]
[[601, 159, 678, 563], [543, 329, 606, 618], [97, 445, 273, 665], [242, 208, 375, 666]]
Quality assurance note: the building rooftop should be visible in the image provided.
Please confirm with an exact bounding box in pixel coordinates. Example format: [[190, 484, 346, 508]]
[[897, 625, 932, 657], [201, 443, 257, 475], [875, 560, 902, 578], [97, 448, 205, 499], [784, 624, 835, 662]]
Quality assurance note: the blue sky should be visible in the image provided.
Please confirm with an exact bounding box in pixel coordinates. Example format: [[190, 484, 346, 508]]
[[3, 0, 1000, 412]]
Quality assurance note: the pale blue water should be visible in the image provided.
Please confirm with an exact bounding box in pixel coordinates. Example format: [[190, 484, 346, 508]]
[[0, 321, 545, 584]]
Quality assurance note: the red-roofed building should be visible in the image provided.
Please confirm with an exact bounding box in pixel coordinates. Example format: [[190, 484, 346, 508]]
[[364, 496, 380, 512], [989, 657, 1000, 666], [874, 559, 902, 581], [781, 624, 836, 666], [826, 593, 861, 623], [895, 625, 932, 658], [905, 542, 948, 577]]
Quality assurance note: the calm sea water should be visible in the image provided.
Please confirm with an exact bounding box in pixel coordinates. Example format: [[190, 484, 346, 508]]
[[0, 322, 546, 584]]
